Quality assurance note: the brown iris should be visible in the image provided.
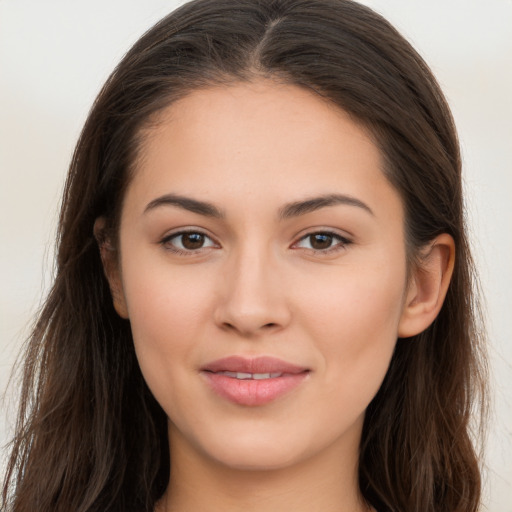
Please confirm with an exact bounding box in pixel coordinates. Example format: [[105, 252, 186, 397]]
[[309, 233, 334, 250], [181, 233, 205, 249]]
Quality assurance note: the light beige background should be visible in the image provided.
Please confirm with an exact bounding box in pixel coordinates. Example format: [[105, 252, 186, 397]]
[[1, 1, 511, 510]]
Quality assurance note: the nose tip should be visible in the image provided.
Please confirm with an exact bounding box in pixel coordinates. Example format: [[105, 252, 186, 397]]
[[213, 255, 291, 337], [215, 294, 290, 336]]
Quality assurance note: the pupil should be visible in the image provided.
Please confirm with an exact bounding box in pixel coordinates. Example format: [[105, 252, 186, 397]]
[[311, 233, 332, 250], [182, 233, 204, 249]]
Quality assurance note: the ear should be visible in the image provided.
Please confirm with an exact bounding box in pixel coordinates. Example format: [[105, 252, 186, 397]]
[[398, 233, 455, 338], [93, 217, 129, 319]]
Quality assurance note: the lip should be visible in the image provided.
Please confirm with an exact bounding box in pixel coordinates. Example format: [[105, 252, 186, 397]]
[[202, 355, 308, 375], [201, 356, 310, 406]]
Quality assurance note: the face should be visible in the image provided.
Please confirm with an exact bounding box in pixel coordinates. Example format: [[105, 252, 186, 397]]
[[111, 80, 413, 471]]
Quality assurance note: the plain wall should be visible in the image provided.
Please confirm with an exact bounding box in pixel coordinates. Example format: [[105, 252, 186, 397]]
[[1, 1, 511, 510]]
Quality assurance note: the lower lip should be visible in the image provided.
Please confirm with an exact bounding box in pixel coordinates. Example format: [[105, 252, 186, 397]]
[[202, 372, 309, 406]]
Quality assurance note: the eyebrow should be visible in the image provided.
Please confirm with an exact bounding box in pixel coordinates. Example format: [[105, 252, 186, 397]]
[[278, 194, 374, 219], [144, 194, 224, 218], [143, 192, 373, 219]]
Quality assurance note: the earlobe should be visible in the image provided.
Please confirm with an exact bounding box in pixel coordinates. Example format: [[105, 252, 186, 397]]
[[93, 217, 129, 319], [398, 233, 455, 338]]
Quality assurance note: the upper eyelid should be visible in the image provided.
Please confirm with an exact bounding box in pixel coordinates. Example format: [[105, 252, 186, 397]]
[[287, 234, 351, 260], [292, 227, 353, 244], [294, 233, 350, 246], [159, 229, 220, 252], [161, 227, 216, 241]]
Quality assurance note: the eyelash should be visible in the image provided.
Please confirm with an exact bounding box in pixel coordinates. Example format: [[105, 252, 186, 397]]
[[160, 229, 219, 256], [159, 230, 352, 256], [292, 231, 352, 255]]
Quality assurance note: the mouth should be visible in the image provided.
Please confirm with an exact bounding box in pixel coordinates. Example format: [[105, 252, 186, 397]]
[[201, 356, 310, 406], [212, 371, 285, 380]]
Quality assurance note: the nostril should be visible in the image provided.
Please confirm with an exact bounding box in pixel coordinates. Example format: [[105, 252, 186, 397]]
[[220, 321, 279, 334]]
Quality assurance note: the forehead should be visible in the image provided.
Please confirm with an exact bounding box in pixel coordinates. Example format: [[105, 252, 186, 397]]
[[126, 80, 402, 223]]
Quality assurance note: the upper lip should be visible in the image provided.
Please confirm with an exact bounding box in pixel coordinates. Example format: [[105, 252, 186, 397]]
[[202, 356, 309, 375]]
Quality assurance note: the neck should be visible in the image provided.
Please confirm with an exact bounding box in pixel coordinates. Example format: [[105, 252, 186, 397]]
[[157, 424, 371, 512]]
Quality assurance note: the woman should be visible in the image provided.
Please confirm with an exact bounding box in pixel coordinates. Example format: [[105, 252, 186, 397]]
[[1, 1, 487, 511]]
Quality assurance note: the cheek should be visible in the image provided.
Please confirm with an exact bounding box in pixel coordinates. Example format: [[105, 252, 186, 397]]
[[295, 258, 406, 388], [119, 257, 216, 382], [293, 267, 405, 445], [123, 252, 213, 325]]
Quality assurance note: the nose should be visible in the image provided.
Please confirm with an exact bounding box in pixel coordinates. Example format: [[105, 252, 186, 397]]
[[213, 246, 291, 337]]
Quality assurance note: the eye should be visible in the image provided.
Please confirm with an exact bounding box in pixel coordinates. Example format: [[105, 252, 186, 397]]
[[161, 230, 218, 253], [293, 231, 351, 253]]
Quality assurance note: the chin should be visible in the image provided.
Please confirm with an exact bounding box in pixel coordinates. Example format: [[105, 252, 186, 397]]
[[194, 425, 322, 472], [210, 445, 306, 472]]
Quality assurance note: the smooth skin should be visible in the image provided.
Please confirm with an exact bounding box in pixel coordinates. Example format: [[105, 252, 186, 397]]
[[97, 80, 454, 512]]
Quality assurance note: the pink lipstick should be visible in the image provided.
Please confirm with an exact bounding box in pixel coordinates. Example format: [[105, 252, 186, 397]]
[[201, 356, 309, 406]]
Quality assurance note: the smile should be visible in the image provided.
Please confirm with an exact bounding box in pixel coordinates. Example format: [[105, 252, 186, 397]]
[[215, 371, 283, 379], [201, 356, 310, 406]]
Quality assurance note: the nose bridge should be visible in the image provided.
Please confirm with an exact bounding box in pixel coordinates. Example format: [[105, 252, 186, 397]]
[[215, 237, 289, 335]]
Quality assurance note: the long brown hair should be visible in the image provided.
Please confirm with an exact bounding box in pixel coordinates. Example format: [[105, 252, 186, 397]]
[[2, 1, 487, 511]]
